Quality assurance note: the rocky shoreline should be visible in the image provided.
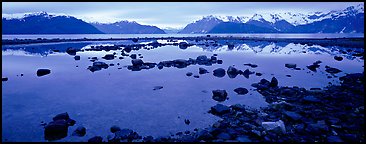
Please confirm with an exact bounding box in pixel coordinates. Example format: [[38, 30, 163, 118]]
[[43, 72, 364, 142]]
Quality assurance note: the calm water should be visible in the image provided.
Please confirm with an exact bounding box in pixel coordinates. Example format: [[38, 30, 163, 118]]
[[2, 33, 364, 40], [2, 36, 364, 142]]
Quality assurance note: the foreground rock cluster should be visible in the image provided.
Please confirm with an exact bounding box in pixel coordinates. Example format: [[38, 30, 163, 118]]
[[78, 73, 363, 142]]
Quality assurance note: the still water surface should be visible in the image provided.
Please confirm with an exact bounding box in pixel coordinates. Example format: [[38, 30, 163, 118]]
[[2, 36, 364, 142]]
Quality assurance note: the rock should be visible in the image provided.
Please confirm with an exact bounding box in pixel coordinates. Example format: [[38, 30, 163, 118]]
[[244, 63, 258, 68], [131, 59, 144, 66], [256, 73, 262, 76], [199, 67, 209, 74], [306, 120, 329, 135], [53, 112, 70, 121], [143, 136, 154, 142], [186, 72, 193, 76], [261, 120, 286, 134], [124, 47, 132, 53], [285, 63, 297, 69], [325, 66, 342, 74], [196, 55, 210, 65], [195, 129, 213, 140], [184, 119, 190, 125], [243, 69, 254, 79], [179, 42, 189, 49], [111, 125, 121, 133], [72, 126, 86, 137], [102, 54, 115, 60], [66, 47, 77, 55], [211, 104, 230, 115], [302, 95, 321, 103], [88, 62, 109, 72], [212, 90, 228, 102], [217, 60, 223, 64], [234, 87, 249, 95], [132, 38, 138, 43], [2, 77, 8, 81], [283, 111, 302, 121], [114, 129, 134, 140], [44, 120, 69, 141], [236, 136, 252, 142], [88, 136, 103, 142], [213, 68, 226, 78], [217, 132, 232, 140], [269, 77, 278, 87], [153, 86, 163, 90], [334, 56, 343, 61], [193, 75, 199, 78], [173, 59, 188, 68], [227, 66, 239, 78], [37, 69, 51, 77], [74, 55, 80, 60], [130, 54, 137, 59], [211, 56, 217, 61], [180, 135, 196, 142]]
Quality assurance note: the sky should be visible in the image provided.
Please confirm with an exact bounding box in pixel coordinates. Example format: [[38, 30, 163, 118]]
[[2, 2, 364, 29]]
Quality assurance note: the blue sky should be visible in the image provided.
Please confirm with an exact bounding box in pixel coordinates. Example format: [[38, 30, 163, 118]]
[[2, 2, 364, 29]]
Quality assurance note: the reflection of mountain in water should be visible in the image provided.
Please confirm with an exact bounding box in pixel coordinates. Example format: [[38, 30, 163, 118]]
[[194, 41, 363, 60], [2, 42, 91, 56], [2, 40, 364, 61]]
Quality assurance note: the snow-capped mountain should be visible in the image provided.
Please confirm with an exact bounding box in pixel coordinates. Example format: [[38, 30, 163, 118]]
[[2, 12, 103, 34], [179, 4, 364, 34], [91, 21, 166, 34], [2, 12, 166, 34]]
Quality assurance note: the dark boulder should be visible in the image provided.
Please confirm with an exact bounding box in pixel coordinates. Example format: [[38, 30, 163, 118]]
[[53, 112, 70, 121], [195, 129, 213, 140], [184, 119, 190, 125], [244, 63, 258, 68], [37, 69, 51, 77], [211, 104, 230, 115], [283, 111, 302, 121], [130, 54, 137, 59], [285, 63, 297, 69], [102, 54, 115, 60], [74, 55, 80, 60], [302, 95, 321, 103], [199, 67, 209, 74], [131, 59, 144, 66], [72, 126, 86, 137], [334, 56, 343, 61], [186, 72, 193, 76], [153, 86, 163, 90], [173, 59, 188, 68], [179, 42, 189, 49], [132, 38, 138, 43], [2, 77, 8, 81], [234, 87, 249, 95], [213, 68, 226, 78], [44, 120, 69, 141], [243, 69, 254, 79], [217, 60, 223, 64], [212, 90, 228, 102], [227, 66, 239, 78], [111, 125, 121, 133], [66, 47, 77, 55], [114, 129, 134, 140], [269, 77, 278, 87]]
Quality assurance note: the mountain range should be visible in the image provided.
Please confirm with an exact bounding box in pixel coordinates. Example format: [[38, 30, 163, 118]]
[[2, 4, 364, 34], [180, 4, 364, 34]]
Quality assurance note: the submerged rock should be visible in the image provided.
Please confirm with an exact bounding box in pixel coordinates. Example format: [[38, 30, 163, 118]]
[[199, 67, 209, 74], [234, 87, 249, 95], [111, 125, 121, 133], [244, 63, 258, 68], [131, 59, 144, 66], [72, 126, 86, 137], [285, 63, 297, 69], [102, 54, 115, 60], [212, 90, 228, 102], [325, 66, 342, 74], [37, 69, 51, 77], [44, 120, 69, 141], [66, 47, 77, 55], [186, 72, 193, 77], [211, 104, 230, 115], [213, 68, 226, 78]]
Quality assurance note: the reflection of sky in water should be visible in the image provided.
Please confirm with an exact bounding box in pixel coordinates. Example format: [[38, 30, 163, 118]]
[[2, 40, 364, 142]]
